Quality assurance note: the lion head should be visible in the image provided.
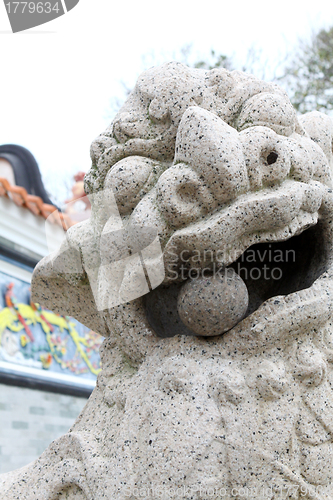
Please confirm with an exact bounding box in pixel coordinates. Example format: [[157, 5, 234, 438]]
[[32, 62, 333, 365]]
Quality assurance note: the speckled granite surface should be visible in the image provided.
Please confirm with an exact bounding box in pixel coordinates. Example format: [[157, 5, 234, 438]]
[[2, 63, 333, 499]]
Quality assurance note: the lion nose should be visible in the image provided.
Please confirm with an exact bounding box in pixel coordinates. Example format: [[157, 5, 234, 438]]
[[174, 106, 249, 205]]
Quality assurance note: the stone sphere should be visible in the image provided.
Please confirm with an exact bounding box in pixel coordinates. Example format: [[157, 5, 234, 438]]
[[177, 268, 249, 337]]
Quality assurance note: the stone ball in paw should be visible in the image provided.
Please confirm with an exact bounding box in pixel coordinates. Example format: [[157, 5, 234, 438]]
[[177, 268, 249, 337]]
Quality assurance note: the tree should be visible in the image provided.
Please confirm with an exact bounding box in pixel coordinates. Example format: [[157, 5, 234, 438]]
[[192, 49, 234, 71], [279, 26, 333, 114], [105, 46, 249, 120], [106, 27, 333, 122]]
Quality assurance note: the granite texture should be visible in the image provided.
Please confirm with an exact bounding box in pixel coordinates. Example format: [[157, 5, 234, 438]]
[[2, 62, 333, 499], [177, 269, 249, 336]]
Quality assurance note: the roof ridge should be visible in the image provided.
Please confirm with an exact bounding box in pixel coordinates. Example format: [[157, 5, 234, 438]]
[[0, 177, 75, 230]]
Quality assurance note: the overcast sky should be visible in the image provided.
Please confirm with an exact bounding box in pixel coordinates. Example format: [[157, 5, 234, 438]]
[[1, 0, 333, 204]]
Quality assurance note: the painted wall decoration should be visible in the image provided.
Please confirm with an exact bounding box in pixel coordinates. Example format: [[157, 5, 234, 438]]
[[0, 270, 103, 381]]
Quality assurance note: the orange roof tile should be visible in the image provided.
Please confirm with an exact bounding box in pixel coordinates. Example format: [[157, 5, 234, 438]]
[[0, 177, 76, 230]]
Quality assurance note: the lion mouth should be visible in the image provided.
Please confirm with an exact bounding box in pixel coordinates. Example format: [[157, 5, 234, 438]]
[[144, 180, 333, 339]]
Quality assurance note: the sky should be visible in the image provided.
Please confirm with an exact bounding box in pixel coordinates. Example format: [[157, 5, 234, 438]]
[[1, 0, 333, 204]]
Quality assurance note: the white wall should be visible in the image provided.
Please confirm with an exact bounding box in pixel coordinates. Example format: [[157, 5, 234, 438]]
[[0, 383, 88, 474]]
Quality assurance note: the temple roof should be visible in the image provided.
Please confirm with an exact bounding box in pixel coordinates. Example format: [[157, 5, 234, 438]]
[[0, 176, 74, 230]]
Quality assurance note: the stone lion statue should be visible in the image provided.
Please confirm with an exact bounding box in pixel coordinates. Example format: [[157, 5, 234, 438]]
[[2, 62, 333, 500]]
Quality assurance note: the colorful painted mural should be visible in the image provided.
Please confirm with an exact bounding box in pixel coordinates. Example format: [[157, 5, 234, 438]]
[[0, 270, 103, 380]]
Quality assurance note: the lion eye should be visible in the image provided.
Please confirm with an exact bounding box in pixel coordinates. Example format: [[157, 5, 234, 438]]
[[266, 151, 278, 165]]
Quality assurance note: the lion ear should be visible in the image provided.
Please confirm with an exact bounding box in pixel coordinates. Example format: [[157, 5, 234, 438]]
[[156, 164, 217, 229], [298, 111, 333, 169], [104, 156, 163, 216], [236, 92, 297, 137]]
